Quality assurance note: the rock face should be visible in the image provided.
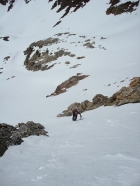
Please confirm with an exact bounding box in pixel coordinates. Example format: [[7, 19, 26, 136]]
[[57, 94, 108, 117], [23, 37, 76, 71], [86, 94, 108, 111], [0, 121, 48, 157], [46, 74, 89, 97], [0, 123, 23, 157], [57, 77, 140, 117], [106, 1, 139, 15], [49, 0, 90, 26], [105, 77, 140, 106], [16, 121, 48, 137]]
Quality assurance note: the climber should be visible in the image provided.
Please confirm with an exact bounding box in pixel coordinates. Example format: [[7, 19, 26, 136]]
[[72, 108, 82, 121]]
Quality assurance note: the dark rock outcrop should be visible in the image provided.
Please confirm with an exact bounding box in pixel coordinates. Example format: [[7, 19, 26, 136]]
[[3, 56, 10, 61], [49, 0, 90, 26], [0, 123, 23, 157], [106, 1, 139, 15], [0, 36, 9, 41], [57, 77, 140, 117], [15, 121, 48, 137], [0, 0, 31, 11], [0, 121, 48, 157]]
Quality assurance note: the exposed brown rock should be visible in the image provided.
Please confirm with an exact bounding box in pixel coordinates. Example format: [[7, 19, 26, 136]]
[[46, 74, 89, 98], [80, 100, 90, 110], [57, 77, 140, 117], [24, 37, 76, 71], [57, 94, 108, 117], [86, 94, 108, 111], [105, 77, 140, 106]]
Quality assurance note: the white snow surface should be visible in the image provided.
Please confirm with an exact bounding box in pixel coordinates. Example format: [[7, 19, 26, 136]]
[[0, 1, 140, 186]]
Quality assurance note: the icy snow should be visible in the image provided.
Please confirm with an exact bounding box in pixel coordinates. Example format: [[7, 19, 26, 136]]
[[0, 1, 140, 186]]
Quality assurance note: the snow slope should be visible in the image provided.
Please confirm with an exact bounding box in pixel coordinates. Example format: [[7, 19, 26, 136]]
[[0, 1, 140, 186]]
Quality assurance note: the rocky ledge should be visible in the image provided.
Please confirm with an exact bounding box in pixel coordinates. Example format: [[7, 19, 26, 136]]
[[57, 77, 140, 117], [46, 74, 89, 97], [0, 121, 48, 157]]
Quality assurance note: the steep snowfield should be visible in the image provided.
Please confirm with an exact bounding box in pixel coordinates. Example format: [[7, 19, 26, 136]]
[[0, 1, 140, 186], [1, 104, 140, 186]]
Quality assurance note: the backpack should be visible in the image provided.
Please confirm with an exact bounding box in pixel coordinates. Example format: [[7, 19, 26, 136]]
[[73, 109, 78, 115]]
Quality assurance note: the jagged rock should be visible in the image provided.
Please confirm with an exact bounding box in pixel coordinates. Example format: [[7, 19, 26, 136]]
[[46, 74, 89, 97], [49, 0, 91, 27], [57, 101, 89, 117], [24, 38, 76, 72], [105, 77, 140, 106], [85, 94, 108, 111], [80, 100, 91, 110], [17, 121, 48, 137], [0, 123, 23, 157], [0, 121, 48, 157], [68, 102, 81, 111], [57, 77, 140, 117]]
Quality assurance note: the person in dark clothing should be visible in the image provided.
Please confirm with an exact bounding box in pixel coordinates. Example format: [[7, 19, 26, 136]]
[[72, 108, 82, 121]]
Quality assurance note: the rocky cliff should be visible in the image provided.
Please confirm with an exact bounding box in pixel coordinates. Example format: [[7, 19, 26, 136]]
[[0, 121, 48, 157], [57, 77, 140, 117]]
